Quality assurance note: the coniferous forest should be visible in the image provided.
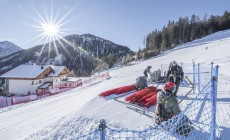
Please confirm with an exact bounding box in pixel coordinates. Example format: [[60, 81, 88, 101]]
[[141, 10, 230, 59]]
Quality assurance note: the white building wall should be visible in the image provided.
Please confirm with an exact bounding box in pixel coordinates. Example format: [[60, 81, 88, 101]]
[[8, 76, 68, 95], [53, 77, 59, 88], [9, 79, 43, 95], [53, 76, 66, 88], [45, 77, 53, 82]]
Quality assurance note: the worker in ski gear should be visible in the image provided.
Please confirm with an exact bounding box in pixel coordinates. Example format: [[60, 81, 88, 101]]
[[155, 82, 181, 125], [135, 76, 148, 90], [144, 66, 152, 79], [166, 61, 184, 96], [155, 81, 192, 136]]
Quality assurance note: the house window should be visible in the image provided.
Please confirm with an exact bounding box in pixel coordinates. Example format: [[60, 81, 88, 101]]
[[32, 81, 34, 85], [39, 80, 42, 83], [69, 83, 71, 86]]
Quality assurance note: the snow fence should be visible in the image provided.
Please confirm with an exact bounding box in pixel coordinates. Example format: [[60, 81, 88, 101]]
[[76, 62, 219, 140]]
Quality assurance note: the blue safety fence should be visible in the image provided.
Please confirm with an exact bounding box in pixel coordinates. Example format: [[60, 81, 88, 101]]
[[192, 62, 215, 94], [76, 62, 219, 140]]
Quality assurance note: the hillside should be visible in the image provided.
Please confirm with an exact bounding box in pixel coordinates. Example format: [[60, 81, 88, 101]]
[[0, 41, 22, 58], [0, 30, 230, 139], [0, 34, 132, 76]]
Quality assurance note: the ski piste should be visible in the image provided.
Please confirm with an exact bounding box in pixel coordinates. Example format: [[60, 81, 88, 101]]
[[126, 105, 154, 118], [114, 98, 155, 118]]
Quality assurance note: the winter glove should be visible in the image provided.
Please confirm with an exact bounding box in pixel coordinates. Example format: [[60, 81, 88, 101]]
[[155, 111, 160, 116], [155, 115, 162, 125]]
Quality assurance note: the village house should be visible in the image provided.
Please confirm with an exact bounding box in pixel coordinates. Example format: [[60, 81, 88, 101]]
[[0, 64, 77, 96]]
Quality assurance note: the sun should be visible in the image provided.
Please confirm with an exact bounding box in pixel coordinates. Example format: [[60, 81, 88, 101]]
[[41, 23, 60, 37], [30, 5, 79, 62]]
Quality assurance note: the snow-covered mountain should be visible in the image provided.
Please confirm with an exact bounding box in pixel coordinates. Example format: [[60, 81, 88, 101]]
[[0, 41, 22, 58], [0, 30, 230, 139], [65, 34, 132, 58], [0, 34, 132, 76]]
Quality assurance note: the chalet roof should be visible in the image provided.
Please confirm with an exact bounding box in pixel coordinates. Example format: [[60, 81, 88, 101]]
[[0, 65, 50, 78], [0, 64, 68, 79], [48, 66, 66, 77]]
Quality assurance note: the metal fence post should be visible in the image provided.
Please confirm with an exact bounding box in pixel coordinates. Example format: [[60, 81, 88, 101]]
[[193, 61, 196, 94], [161, 64, 163, 76], [99, 119, 106, 140], [211, 62, 214, 78], [211, 65, 218, 140], [198, 63, 200, 93], [215, 65, 219, 79]]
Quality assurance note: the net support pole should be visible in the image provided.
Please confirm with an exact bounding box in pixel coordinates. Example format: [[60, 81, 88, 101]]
[[198, 63, 201, 93], [211, 65, 218, 140], [99, 119, 106, 140], [193, 61, 196, 94], [211, 62, 214, 78]]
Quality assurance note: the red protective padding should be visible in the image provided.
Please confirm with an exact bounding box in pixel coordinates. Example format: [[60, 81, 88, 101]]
[[137, 91, 157, 102], [139, 89, 161, 107], [99, 87, 120, 97], [144, 92, 159, 108], [125, 86, 156, 102], [138, 100, 148, 107], [115, 84, 136, 94], [145, 93, 157, 103]]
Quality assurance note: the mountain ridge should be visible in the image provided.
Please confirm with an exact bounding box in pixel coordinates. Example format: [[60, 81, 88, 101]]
[[0, 34, 132, 76], [0, 41, 22, 58]]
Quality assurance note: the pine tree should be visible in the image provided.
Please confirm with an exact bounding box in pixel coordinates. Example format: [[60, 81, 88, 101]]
[[137, 47, 141, 60]]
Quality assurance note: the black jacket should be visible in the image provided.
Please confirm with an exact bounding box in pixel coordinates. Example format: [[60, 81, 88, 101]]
[[167, 65, 184, 83], [144, 67, 151, 77]]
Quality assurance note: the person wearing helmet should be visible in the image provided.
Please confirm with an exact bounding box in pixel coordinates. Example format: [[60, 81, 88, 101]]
[[166, 61, 184, 96], [155, 82, 181, 125], [144, 66, 152, 79], [155, 82, 193, 136]]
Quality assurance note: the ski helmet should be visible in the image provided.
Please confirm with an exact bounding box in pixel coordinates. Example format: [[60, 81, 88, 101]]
[[172, 60, 177, 66], [164, 82, 176, 93]]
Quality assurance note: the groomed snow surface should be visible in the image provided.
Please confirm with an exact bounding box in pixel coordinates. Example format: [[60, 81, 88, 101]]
[[1, 29, 230, 140]]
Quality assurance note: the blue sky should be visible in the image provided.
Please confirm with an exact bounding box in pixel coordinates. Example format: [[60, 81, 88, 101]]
[[0, 0, 229, 51]]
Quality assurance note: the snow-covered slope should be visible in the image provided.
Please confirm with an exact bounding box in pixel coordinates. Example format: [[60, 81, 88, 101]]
[[0, 30, 230, 140], [0, 41, 22, 58]]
